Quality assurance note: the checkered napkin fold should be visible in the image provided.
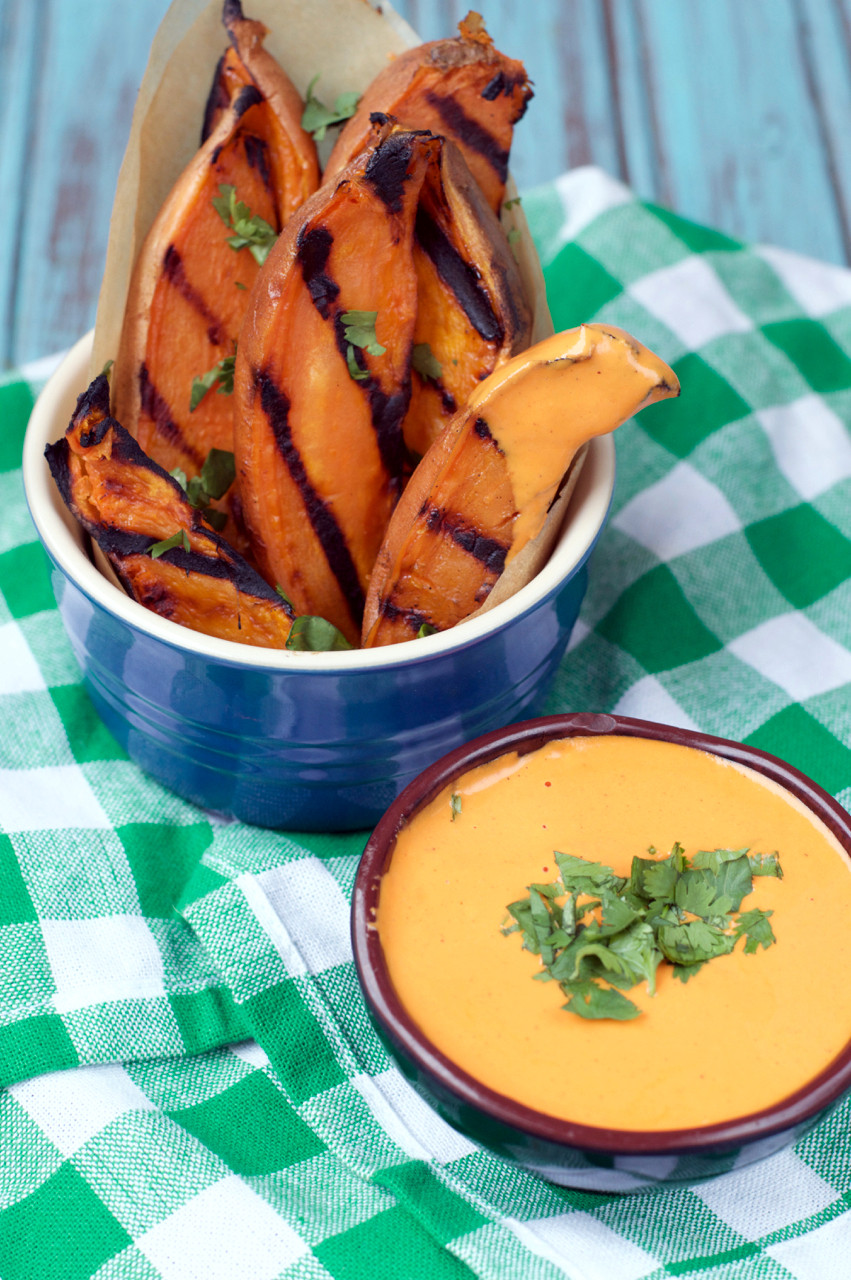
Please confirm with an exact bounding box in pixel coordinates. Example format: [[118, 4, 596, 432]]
[[2, 166, 851, 1279]]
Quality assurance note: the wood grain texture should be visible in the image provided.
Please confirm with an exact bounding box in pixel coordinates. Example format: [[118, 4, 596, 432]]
[[2, 0, 850, 369]]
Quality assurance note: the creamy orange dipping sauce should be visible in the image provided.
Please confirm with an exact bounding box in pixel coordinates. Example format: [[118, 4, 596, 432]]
[[377, 735, 851, 1131]]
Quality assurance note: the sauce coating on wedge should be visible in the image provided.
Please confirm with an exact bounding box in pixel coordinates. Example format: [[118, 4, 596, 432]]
[[362, 325, 679, 646]]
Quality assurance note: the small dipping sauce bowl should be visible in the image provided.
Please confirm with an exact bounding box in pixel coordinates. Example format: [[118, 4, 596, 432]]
[[352, 713, 851, 1190], [23, 335, 615, 831]]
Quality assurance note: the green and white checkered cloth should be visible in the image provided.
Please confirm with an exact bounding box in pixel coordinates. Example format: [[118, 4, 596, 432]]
[[2, 165, 851, 1278]]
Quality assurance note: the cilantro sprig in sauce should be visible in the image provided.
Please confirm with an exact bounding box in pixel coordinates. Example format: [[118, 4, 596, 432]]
[[503, 843, 782, 1021]]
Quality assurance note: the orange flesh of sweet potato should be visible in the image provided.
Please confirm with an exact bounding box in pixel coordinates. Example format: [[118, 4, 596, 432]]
[[324, 13, 532, 213], [362, 325, 681, 646], [363, 424, 516, 641], [234, 129, 440, 643], [46, 376, 295, 649], [403, 139, 531, 457], [113, 7, 319, 550]]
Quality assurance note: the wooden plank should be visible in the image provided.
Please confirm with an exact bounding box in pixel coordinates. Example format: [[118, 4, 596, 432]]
[[0, 0, 42, 367], [796, 0, 851, 260], [396, 0, 591, 191], [7, 0, 170, 368], [623, 0, 849, 261], [4, 0, 851, 370]]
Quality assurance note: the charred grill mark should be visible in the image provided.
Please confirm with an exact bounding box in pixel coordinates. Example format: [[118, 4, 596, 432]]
[[424, 91, 509, 183], [366, 384, 409, 483], [326, 313, 408, 483], [415, 209, 503, 343], [94, 528, 166, 559], [163, 244, 227, 347], [139, 364, 204, 469], [425, 504, 508, 573], [256, 369, 365, 625], [481, 72, 506, 100], [364, 134, 416, 213], [379, 596, 434, 635], [78, 416, 112, 449], [299, 224, 407, 483], [243, 134, 272, 193], [223, 0, 245, 31], [481, 70, 530, 104], [473, 416, 503, 449], [201, 53, 229, 142], [233, 83, 263, 118], [296, 225, 340, 318], [440, 388, 456, 413]]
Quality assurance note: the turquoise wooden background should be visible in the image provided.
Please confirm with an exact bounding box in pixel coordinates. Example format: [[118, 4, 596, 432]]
[[2, 0, 850, 369]]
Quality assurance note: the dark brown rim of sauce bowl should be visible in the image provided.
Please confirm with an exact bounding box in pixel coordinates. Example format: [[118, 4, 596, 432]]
[[352, 712, 851, 1158]]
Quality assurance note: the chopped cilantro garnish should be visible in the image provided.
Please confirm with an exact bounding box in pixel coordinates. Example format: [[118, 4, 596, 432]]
[[170, 448, 235, 532], [285, 615, 353, 651], [417, 621, 437, 639], [301, 75, 360, 140], [212, 184, 277, 265], [100, 359, 114, 379], [149, 529, 190, 559], [342, 311, 386, 356], [450, 793, 462, 821], [342, 311, 385, 383], [190, 353, 236, 412], [503, 196, 523, 210], [412, 342, 442, 383], [504, 843, 782, 1020]]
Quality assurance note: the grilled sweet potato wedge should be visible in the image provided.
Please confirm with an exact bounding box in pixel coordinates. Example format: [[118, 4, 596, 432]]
[[362, 325, 680, 646], [324, 11, 532, 214], [112, 0, 319, 542], [46, 376, 295, 648], [405, 135, 531, 458], [233, 127, 441, 644]]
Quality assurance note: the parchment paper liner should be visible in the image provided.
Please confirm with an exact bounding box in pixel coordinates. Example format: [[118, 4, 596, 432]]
[[88, 0, 592, 637]]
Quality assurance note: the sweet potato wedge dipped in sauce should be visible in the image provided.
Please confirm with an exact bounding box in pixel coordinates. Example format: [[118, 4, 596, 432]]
[[46, 376, 295, 648], [234, 127, 442, 644], [112, 0, 319, 546], [362, 325, 680, 646], [325, 11, 532, 214], [405, 133, 532, 458]]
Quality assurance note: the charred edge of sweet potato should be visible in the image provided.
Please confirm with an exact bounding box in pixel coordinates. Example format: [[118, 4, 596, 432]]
[[362, 413, 516, 645], [234, 127, 438, 639], [325, 19, 532, 211], [252, 366, 367, 632], [45, 384, 294, 647]]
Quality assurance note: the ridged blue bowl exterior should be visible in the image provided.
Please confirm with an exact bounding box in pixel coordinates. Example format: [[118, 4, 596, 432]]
[[45, 556, 590, 829]]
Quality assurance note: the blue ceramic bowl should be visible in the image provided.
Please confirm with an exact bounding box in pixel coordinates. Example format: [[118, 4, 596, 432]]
[[23, 334, 616, 830], [352, 713, 851, 1190]]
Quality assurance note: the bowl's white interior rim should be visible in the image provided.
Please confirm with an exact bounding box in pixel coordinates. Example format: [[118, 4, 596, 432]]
[[23, 332, 616, 673]]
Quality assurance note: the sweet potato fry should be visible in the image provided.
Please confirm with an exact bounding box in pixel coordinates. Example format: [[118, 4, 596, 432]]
[[404, 134, 532, 457], [46, 375, 295, 648], [324, 11, 532, 214], [233, 126, 440, 643], [112, 0, 319, 548], [362, 325, 680, 646]]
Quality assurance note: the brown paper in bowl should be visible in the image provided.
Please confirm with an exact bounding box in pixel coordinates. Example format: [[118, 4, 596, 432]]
[[88, 0, 578, 634]]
